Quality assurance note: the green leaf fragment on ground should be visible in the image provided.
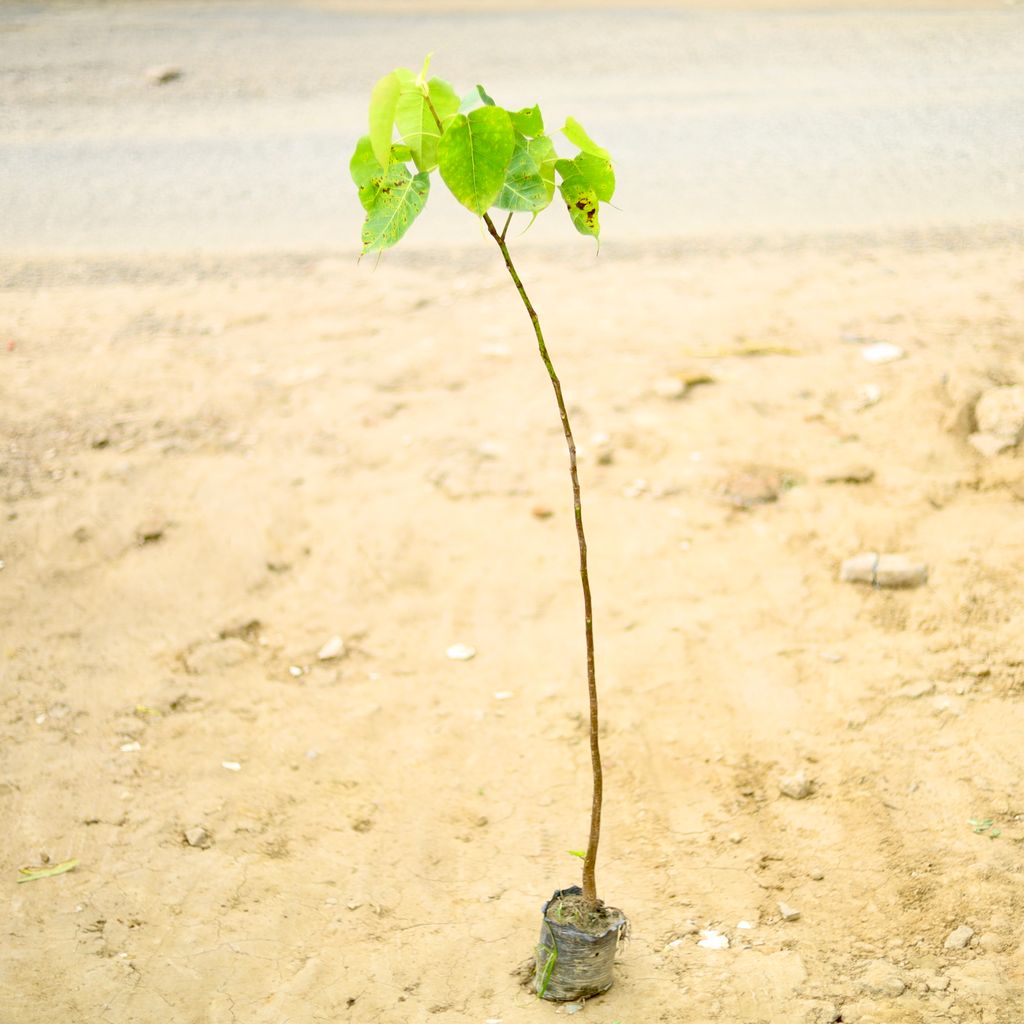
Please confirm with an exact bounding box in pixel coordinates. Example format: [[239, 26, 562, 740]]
[[18, 858, 79, 884], [561, 115, 611, 161], [395, 76, 460, 172], [358, 166, 430, 252], [438, 107, 515, 215]]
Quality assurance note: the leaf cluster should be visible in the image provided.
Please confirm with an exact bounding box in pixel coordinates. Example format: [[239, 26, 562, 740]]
[[349, 56, 615, 253]]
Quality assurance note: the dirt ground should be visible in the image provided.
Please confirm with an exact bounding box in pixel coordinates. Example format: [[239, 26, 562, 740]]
[[2, 232, 1024, 1023]]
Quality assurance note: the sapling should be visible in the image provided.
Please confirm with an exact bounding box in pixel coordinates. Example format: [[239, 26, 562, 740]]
[[349, 57, 628, 1001]]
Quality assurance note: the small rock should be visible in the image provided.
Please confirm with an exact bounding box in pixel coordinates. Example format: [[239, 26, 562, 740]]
[[317, 635, 345, 661], [183, 826, 211, 849], [976, 931, 1005, 952], [777, 901, 801, 922], [779, 770, 813, 800], [145, 65, 183, 85], [925, 975, 950, 992], [446, 643, 476, 661], [944, 924, 974, 949], [531, 505, 554, 519], [720, 466, 792, 508], [839, 552, 928, 589], [135, 519, 169, 545], [221, 761, 242, 771], [728, 832, 744, 844], [809, 868, 825, 881], [184, 638, 252, 674], [493, 691, 513, 700], [697, 929, 729, 949], [653, 376, 687, 400], [974, 385, 1024, 446], [821, 465, 875, 485], [968, 431, 1016, 458], [119, 741, 141, 753], [858, 959, 906, 998], [894, 680, 936, 700], [861, 342, 904, 364], [563, 1002, 584, 1015], [849, 383, 883, 410]]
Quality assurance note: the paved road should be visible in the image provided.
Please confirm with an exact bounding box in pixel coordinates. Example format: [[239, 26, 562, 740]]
[[2, 2, 1023, 255]]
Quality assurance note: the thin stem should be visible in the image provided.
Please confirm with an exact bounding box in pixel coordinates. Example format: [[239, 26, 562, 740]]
[[422, 93, 605, 905], [499, 211, 513, 242], [482, 212, 603, 906]]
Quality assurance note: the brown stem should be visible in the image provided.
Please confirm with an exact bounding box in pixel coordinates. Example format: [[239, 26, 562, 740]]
[[422, 93, 604, 905], [482, 212, 603, 906]]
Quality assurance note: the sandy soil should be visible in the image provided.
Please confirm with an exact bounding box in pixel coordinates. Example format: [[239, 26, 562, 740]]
[[2, 234, 1024, 1023]]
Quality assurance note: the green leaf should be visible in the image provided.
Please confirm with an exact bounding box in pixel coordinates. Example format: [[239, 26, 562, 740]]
[[368, 70, 407, 168], [561, 116, 611, 162], [555, 151, 614, 238], [395, 77, 460, 172], [18, 858, 79, 884], [390, 143, 413, 164], [460, 83, 495, 112], [556, 152, 615, 202], [530, 135, 558, 198], [568, 849, 586, 859], [510, 104, 544, 137], [358, 165, 430, 252], [438, 107, 515, 216], [350, 134, 380, 188], [495, 131, 555, 213]]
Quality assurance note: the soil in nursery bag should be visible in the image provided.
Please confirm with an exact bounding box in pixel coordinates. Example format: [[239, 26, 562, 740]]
[[535, 886, 628, 1002]]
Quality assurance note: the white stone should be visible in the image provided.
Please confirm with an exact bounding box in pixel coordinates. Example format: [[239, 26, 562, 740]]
[[221, 761, 242, 771], [317, 635, 345, 660], [778, 901, 801, 922], [446, 644, 476, 661], [974, 385, 1024, 445], [779, 770, 813, 800], [858, 959, 906, 998], [944, 924, 974, 949], [653, 376, 687, 400], [840, 552, 928, 589], [697, 929, 730, 949], [145, 65, 183, 84], [184, 826, 211, 848], [861, 342, 904, 364]]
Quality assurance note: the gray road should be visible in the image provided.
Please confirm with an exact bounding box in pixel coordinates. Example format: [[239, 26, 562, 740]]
[[2, 2, 1023, 256]]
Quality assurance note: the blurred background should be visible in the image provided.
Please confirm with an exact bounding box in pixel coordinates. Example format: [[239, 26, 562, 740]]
[[3, 0, 1023, 257]]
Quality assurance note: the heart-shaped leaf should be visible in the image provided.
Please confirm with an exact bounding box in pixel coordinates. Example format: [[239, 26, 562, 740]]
[[395, 77, 460, 172], [358, 165, 430, 252], [496, 131, 556, 213], [438, 107, 515, 216]]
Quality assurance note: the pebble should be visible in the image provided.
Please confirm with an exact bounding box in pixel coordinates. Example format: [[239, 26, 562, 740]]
[[446, 644, 476, 661], [849, 383, 882, 410], [184, 638, 252, 674], [120, 741, 141, 753], [894, 680, 936, 700], [145, 64, 183, 84], [221, 761, 242, 771], [720, 466, 789, 508], [779, 770, 813, 800], [563, 1002, 584, 1015], [809, 868, 825, 881], [839, 552, 928, 589], [777, 901, 801, 922], [821, 464, 875, 485], [183, 826, 211, 849], [317, 635, 345, 661], [861, 342, 905, 364], [944, 924, 974, 949], [697, 929, 730, 949], [974, 385, 1024, 444], [135, 519, 169, 545], [493, 691, 513, 700], [925, 975, 950, 992], [857, 959, 906, 998], [653, 376, 687, 400]]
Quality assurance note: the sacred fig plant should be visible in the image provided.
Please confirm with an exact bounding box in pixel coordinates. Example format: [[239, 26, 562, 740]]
[[350, 57, 628, 1002]]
